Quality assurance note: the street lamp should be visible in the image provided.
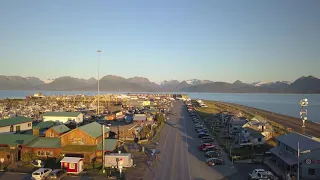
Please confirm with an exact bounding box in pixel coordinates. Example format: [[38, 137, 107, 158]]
[[97, 50, 102, 115], [299, 98, 308, 134]]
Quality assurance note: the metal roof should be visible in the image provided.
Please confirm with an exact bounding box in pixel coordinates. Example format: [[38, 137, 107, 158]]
[[26, 137, 61, 148], [51, 124, 70, 134], [77, 122, 110, 138], [0, 116, 32, 127], [276, 132, 320, 151], [0, 134, 37, 146], [97, 139, 118, 151], [42, 112, 81, 117]]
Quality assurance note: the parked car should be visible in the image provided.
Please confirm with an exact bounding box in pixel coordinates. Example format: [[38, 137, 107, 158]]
[[202, 145, 217, 152], [206, 158, 224, 166], [248, 169, 278, 180], [202, 139, 215, 143], [198, 143, 214, 151], [205, 151, 221, 158], [32, 168, 52, 180], [48, 169, 67, 180], [198, 132, 210, 138]]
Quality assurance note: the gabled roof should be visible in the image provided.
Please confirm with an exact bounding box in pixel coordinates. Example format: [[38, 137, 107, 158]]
[[42, 112, 81, 117], [0, 134, 37, 146], [0, 116, 32, 127], [276, 132, 320, 152], [77, 122, 110, 138], [51, 124, 70, 134], [97, 139, 119, 151], [34, 121, 55, 129], [26, 137, 61, 148], [245, 128, 265, 138]]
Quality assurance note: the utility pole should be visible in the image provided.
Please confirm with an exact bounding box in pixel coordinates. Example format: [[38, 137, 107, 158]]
[[297, 142, 300, 180], [97, 50, 102, 115], [102, 124, 105, 173]]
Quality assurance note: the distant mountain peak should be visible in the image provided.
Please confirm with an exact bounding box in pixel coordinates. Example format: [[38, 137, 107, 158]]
[[233, 80, 243, 84]]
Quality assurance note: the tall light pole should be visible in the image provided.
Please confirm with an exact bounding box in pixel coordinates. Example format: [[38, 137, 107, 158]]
[[299, 98, 308, 134], [97, 50, 102, 115]]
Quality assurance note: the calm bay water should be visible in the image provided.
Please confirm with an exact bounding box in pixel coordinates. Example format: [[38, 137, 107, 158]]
[[1, 90, 319, 123]]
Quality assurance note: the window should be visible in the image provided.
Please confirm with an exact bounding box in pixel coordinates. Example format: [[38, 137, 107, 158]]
[[37, 150, 45, 156], [45, 151, 53, 156], [10, 125, 13, 132], [28, 123, 31, 127], [308, 169, 315, 175], [50, 132, 54, 137], [258, 138, 262, 142], [69, 163, 75, 169], [16, 126, 21, 132]]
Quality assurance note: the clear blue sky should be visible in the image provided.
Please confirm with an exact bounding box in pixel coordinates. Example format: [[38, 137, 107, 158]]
[[1, 0, 319, 83]]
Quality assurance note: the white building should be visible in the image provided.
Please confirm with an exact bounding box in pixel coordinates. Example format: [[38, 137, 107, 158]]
[[42, 112, 83, 124], [0, 116, 33, 134]]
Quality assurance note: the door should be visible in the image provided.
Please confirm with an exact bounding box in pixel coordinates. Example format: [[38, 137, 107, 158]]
[[79, 161, 83, 172], [16, 126, 21, 132]]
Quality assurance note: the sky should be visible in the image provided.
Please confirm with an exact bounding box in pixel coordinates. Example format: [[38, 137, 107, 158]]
[[0, 0, 319, 84]]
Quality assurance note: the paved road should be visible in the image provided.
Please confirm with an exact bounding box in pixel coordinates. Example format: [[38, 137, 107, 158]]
[[0, 172, 115, 180], [143, 101, 237, 180]]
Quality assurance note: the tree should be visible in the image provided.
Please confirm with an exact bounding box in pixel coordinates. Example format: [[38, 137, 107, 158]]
[[21, 150, 38, 167]]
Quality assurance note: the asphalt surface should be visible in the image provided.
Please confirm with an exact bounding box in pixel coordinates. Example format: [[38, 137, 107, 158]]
[[143, 101, 237, 180]]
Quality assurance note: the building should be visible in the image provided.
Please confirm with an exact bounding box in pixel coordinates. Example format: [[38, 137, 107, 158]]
[[59, 122, 110, 162], [240, 127, 266, 146], [0, 134, 37, 164], [0, 117, 33, 134], [133, 114, 146, 125], [60, 157, 84, 174], [270, 132, 320, 179], [45, 124, 70, 138], [42, 112, 83, 124]]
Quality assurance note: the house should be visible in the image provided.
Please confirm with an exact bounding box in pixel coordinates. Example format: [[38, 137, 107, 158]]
[[0, 134, 37, 164], [239, 127, 266, 146], [0, 117, 33, 134], [270, 132, 320, 179], [133, 114, 146, 125], [59, 122, 110, 163], [45, 124, 70, 138], [228, 116, 248, 136], [242, 117, 273, 140], [42, 112, 83, 124]]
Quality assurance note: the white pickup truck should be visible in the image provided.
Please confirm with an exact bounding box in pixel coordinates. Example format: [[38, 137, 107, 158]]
[[248, 169, 278, 180]]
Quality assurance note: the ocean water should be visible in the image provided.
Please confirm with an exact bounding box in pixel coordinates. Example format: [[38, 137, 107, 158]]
[[0, 90, 319, 122]]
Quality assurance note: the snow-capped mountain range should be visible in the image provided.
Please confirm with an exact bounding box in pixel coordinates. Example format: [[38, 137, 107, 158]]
[[251, 81, 291, 87]]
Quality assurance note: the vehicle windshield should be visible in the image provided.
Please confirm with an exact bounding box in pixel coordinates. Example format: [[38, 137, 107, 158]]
[[33, 172, 41, 175]]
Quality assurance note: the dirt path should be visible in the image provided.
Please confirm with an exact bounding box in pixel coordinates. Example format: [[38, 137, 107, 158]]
[[217, 101, 320, 137]]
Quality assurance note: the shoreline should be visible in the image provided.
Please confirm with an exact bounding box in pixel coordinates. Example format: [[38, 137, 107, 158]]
[[198, 100, 320, 138]]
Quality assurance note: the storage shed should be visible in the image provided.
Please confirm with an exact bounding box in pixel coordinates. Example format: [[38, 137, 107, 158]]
[[60, 157, 84, 174]]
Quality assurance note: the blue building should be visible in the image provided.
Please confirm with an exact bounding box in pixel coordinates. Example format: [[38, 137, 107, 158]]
[[270, 132, 320, 179]]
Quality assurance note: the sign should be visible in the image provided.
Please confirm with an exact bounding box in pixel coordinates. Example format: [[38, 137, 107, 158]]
[[305, 159, 320, 164]]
